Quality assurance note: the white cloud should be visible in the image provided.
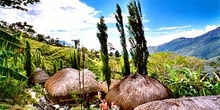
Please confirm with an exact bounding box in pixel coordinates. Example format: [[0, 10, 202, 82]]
[[0, 1, 218, 51], [155, 25, 191, 31], [146, 25, 219, 46], [144, 27, 151, 31], [0, 0, 104, 50]]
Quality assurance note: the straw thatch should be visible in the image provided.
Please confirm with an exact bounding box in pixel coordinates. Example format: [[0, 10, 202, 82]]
[[44, 68, 102, 97], [80, 69, 96, 79], [101, 79, 120, 93], [30, 68, 50, 84], [134, 95, 220, 110], [105, 73, 173, 110]]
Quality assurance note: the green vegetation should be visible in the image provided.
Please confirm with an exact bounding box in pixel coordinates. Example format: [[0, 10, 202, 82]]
[[97, 16, 111, 90], [0, 0, 219, 109], [0, 0, 40, 11], [127, 1, 149, 75], [115, 4, 130, 76]]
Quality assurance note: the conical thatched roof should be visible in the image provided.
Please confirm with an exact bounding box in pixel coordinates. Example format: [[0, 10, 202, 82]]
[[44, 68, 102, 97], [80, 69, 96, 79], [101, 79, 120, 93], [105, 73, 173, 110], [134, 95, 220, 110], [30, 68, 50, 84]]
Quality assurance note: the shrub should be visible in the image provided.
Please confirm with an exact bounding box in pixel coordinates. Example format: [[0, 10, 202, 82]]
[[0, 78, 35, 106]]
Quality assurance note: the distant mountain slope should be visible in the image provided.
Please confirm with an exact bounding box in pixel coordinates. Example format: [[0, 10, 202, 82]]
[[59, 40, 72, 46], [153, 26, 220, 59]]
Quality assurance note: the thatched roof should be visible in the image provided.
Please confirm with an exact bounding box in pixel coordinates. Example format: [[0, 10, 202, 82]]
[[80, 69, 96, 79], [44, 68, 102, 97], [101, 79, 120, 93], [105, 73, 173, 110], [134, 95, 220, 110], [30, 68, 50, 84]]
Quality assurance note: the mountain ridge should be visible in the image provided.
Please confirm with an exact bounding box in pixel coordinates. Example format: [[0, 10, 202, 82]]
[[150, 26, 220, 59]]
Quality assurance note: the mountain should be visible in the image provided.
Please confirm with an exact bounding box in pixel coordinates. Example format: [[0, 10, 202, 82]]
[[59, 40, 72, 46], [151, 26, 220, 59]]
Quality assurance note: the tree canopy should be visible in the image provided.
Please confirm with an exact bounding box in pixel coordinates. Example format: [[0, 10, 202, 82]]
[[115, 4, 130, 76], [97, 16, 111, 91], [0, 0, 40, 11], [127, 1, 149, 75]]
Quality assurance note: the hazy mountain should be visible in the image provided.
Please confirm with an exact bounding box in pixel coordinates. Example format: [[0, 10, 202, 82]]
[[59, 40, 72, 46], [150, 26, 220, 59]]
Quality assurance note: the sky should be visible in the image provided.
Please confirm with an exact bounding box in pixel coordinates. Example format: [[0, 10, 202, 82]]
[[0, 0, 219, 50]]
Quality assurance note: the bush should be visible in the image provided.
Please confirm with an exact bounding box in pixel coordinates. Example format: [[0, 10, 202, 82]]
[[0, 103, 11, 109], [0, 78, 35, 106], [32, 84, 45, 98]]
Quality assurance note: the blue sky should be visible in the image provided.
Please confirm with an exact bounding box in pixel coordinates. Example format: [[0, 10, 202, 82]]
[[81, 0, 220, 28], [0, 0, 219, 50]]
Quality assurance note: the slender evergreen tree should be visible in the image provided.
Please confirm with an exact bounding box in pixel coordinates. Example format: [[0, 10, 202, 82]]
[[97, 16, 111, 90], [24, 41, 32, 84], [115, 4, 131, 76], [70, 51, 79, 69], [127, 1, 149, 75]]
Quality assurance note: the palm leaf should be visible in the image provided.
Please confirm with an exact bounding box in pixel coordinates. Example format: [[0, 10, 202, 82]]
[[0, 29, 23, 52], [0, 75, 7, 81], [0, 65, 27, 80], [0, 50, 14, 64]]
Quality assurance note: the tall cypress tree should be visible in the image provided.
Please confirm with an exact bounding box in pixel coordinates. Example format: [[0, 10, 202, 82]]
[[127, 1, 149, 75], [25, 41, 32, 84], [115, 4, 130, 76], [97, 16, 111, 91]]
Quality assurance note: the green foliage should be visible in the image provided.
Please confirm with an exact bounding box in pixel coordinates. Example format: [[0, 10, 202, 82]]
[[146, 52, 220, 97], [33, 48, 42, 68], [0, 29, 27, 80], [115, 4, 130, 76], [70, 51, 80, 70], [53, 61, 57, 74], [147, 52, 204, 79], [0, 103, 11, 109], [204, 57, 220, 80], [0, 65, 27, 80], [32, 84, 45, 98], [24, 41, 32, 84], [127, 0, 149, 75], [71, 92, 82, 106], [0, 0, 40, 11], [163, 64, 220, 97], [0, 78, 34, 106], [59, 59, 63, 70], [0, 29, 23, 52], [97, 16, 111, 90]]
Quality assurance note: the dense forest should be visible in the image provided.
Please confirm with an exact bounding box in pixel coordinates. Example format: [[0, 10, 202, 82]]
[[0, 0, 219, 109]]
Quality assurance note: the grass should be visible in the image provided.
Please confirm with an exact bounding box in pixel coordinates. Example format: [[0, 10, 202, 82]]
[[71, 107, 99, 110], [0, 103, 11, 110]]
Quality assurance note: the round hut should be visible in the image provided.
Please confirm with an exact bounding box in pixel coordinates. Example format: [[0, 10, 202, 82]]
[[44, 68, 102, 97], [80, 69, 96, 79], [134, 95, 220, 110], [101, 79, 120, 93], [100, 79, 120, 99], [30, 68, 50, 84], [105, 73, 173, 110]]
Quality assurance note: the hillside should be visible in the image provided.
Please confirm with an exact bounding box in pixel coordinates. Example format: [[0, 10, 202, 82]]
[[152, 26, 220, 59]]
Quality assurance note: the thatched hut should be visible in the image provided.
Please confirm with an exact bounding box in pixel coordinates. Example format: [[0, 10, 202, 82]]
[[134, 95, 220, 110], [80, 69, 96, 79], [30, 68, 50, 84], [101, 79, 120, 93], [105, 73, 173, 110], [99, 79, 120, 99], [44, 68, 102, 97]]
